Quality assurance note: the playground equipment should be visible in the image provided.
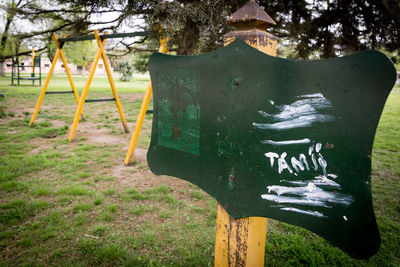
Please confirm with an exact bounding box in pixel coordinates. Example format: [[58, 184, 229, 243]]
[[29, 34, 85, 125], [29, 30, 150, 142], [11, 49, 41, 86], [124, 37, 169, 165]]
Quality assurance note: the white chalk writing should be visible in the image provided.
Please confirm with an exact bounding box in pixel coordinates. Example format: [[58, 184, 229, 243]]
[[265, 143, 327, 175]]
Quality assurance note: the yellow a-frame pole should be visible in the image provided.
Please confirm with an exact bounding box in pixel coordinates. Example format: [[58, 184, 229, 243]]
[[124, 37, 169, 165], [95, 30, 129, 134], [68, 30, 129, 142], [29, 33, 84, 126], [214, 1, 277, 266], [59, 35, 85, 120]]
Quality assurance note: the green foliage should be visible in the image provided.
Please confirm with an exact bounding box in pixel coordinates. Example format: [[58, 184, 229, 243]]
[[132, 52, 151, 73], [260, 0, 400, 59], [16, 238, 34, 248], [0, 181, 28, 192], [57, 0, 400, 60], [379, 47, 400, 69], [0, 152, 56, 181], [0, 0, 93, 73], [93, 197, 103, 206], [73, 203, 92, 213], [102, 188, 115, 196], [118, 62, 133, 81], [130, 204, 155, 216], [30, 184, 52, 196], [124, 188, 147, 200], [63, 41, 97, 67], [98, 211, 114, 222], [190, 189, 204, 200], [57, 184, 92, 196], [37, 125, 69, 138], [0, 200, 27, 225], [91, 224, 108, 236], [74, 213, 88, 226]]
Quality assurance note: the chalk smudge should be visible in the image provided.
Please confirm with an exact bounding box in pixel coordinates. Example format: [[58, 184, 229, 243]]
[[280, 207, 326, 218], [261, 138, 311, 146], [253, 93, 334, 130]]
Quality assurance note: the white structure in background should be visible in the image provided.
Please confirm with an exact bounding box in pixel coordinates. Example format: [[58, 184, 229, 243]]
[[4, 56, 113, 76]]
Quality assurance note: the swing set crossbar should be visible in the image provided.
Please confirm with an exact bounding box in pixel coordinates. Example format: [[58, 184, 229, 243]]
[[12, 77, 40, 80], [45, 90, 74, 94], [85, 98, 116, 103], [58, 31, 149, 46]]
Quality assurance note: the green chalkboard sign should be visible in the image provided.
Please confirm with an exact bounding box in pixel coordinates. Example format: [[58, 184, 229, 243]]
[[147, 38, 397, 259]]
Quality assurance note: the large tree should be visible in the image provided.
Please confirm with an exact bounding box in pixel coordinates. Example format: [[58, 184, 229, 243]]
[[260, 0, 400, 60], [3, 0, 398, 76], [54, 0, 399, 64], [0, 0, 127, 76], [57, 0, 248, 55]]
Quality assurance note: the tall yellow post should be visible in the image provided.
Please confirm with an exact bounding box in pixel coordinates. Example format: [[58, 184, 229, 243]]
[[94, 30, 129, 133], [31, 48, 35, 74], [68, 31, 106, 142], [214, 1, 277, 266], [58, 35, 85, 120], [29, 49, 61, 126], [29, 33, 85, 126], [124, 37, 169, 165]]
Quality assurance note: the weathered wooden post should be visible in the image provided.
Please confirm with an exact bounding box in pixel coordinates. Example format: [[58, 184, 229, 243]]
[[214, 1, 277, 266]]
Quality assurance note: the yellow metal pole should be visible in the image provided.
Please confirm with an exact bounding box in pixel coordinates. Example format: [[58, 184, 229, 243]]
[[68, 32, 106, 142], [214, 1, 277, 266], [124, 38, 168, 165], [59, 50, 85, 120], [55, 34, 85, 120], [29, 48, 61, 126], [94, 30, 129, 133]]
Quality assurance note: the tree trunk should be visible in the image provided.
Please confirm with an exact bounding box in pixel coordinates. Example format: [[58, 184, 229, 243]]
[[176, 20, 200, 55], [0, 61, 5, 77]]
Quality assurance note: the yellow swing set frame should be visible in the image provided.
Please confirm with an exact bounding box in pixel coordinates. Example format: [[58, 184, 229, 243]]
[[30, 30, 154, 142]]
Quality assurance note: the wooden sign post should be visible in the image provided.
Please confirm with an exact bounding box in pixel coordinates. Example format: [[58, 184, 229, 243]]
[[215, 1, 277, 266]]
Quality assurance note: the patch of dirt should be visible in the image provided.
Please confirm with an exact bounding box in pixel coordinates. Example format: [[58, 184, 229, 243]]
[[108, 158, 192, 193], [75, 121, 130, 146], [132, 148, 147, 162], [121, 93, 147, 102], [90, 133, 122, 145], [30, 145, 53, 154], [15, 104, 55, 115], [118, 169, 154, 188], [112, 164, 137, 179], [29, 136, 59, 154]]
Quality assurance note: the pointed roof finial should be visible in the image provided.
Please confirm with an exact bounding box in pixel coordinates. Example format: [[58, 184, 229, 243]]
[[227, 0, 276, 29]]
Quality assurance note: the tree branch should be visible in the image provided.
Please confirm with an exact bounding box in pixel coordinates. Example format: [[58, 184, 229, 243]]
[[3, 46, 47, 60]]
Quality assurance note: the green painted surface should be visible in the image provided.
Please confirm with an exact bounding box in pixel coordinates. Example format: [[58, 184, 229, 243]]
[[147, 39, 397, 259], [154, 70, 200, 155]]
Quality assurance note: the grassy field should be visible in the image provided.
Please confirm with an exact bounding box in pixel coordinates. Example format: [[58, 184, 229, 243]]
[[0, 74, 399, 266]]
